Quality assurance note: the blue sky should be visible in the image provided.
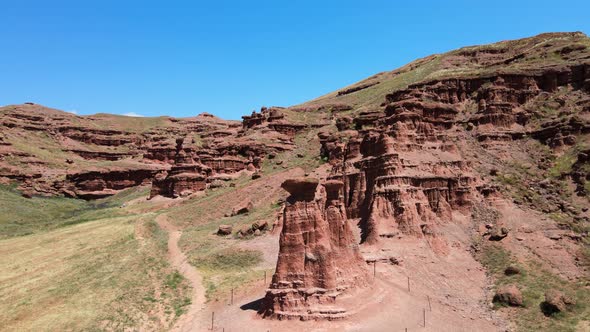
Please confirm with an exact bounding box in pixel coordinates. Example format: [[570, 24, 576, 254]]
[[1, 1, 589, 119]]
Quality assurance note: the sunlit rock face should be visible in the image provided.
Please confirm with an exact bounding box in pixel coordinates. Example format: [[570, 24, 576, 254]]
[[261, 178, 370, 320]]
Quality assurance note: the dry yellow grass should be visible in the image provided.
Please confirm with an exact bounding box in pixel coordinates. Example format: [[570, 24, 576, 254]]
[[0, 211, 191, 331]]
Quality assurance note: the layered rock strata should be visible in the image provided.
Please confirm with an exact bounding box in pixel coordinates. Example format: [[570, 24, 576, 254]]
[[149, 138, 212, 198], [261, 178, 370, 320], [0, 104, 298, 198], [324, 63, 590, 247]]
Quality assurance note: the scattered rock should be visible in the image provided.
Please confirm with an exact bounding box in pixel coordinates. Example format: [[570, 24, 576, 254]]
[[238, 225, 254, 236], [493, 284, 523, 307], [489, 226, 509, 241], [389, 257, 402, 265], [217, 224, 233, 235], [541, 289, 575, 315], [504, 266, 520, 276], [252, 220, 268, 231], [209, 179, 225, 189], [231, 200, 254, 216]]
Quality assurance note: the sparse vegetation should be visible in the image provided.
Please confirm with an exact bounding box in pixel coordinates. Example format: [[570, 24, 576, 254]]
[[0, 212, 192, 331], [478, 244, 590, 331], [0, 186, 193, 331]]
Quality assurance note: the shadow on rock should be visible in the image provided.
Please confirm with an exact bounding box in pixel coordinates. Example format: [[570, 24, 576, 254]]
[[240, 297, 264, 311]]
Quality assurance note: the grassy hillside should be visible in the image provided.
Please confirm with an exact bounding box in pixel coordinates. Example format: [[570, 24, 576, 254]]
[[0, 185, 149, 239], [295, 32, 590, 114], [0, 188, 192, 331]]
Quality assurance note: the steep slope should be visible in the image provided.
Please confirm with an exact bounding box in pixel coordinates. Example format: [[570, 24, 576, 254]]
[[267, 32, 589, 331]]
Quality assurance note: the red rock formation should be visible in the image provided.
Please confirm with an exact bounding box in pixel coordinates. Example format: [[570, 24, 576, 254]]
[[242, 107, 286, 129], [149, 138, 212, 198], [0, 103, 291, 198], [324, 62, 590, 248], [67, 149, 133, 161], [63, 167, 162, 199], [261, 178, 370, 320]]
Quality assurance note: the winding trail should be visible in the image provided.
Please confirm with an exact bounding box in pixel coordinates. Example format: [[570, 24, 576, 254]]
[[156, 214, 207, 332]]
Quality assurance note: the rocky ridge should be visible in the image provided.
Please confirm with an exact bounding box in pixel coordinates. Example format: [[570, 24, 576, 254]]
[[0, 104, 299, 198]]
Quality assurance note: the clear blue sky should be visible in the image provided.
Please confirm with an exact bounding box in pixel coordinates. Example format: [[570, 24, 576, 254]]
[[1, 1, 589, 119]]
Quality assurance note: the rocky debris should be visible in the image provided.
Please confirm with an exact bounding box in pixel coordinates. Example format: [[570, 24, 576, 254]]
[[231, 200, 254, 216], [493, 284, 524, 307], [237, 220, 269, 237], [238, 225, 254, 237], [541, 289, 576, 315], [252, 220, 269, 232], [570, 148, 590, 196], [208, 179, 225, 189], [489, 226, 509, 241], [261, 178, 370, 320], [217, 224, 233, 236]]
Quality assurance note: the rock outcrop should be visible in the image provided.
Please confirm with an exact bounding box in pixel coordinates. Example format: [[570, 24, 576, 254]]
[[63, 167, 162, 199], [0, 103, 296, 198], [261, 178, 370, 320], [322, 59, 590, 249], [149, 138, 212, 198]]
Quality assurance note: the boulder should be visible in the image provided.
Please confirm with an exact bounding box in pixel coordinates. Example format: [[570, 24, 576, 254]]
[[252, 220, 269, 231], [238, 225, 254, 236], [493, 284, 523, 307], [541, 289, 575, 315], [217, 224, 233, 235], [231, 200, 254, 216], [489, 226, 509, 241], [504, 266, 521, 276]]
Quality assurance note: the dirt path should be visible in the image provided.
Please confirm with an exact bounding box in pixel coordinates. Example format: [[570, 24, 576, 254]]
[[156, 214, 207, 332]]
